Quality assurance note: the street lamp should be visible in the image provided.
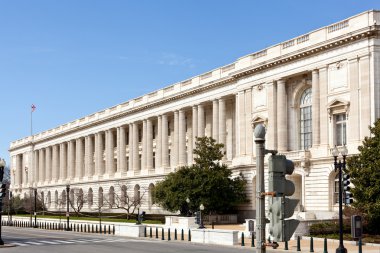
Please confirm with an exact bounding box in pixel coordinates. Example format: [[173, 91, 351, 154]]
[[34, 188, 38, 228], [199, 204, 205, 229], [0, 158, 6, 245], [332, 145, 348, 253], [136, 203, 141, 225], [65, 184, 71, 231], [186, 197, 190, 216]]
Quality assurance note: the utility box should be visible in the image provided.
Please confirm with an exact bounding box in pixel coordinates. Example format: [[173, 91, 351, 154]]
[[351, 215, 363, 239]]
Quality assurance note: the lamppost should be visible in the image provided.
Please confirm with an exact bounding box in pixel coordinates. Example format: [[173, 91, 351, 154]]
[[186, 197, 190, 216], [29, 187, 33, 227], [65, 184, 71, 231], [136, 203, 141, 225], [199, 204, 205, 229], [332, 145, 348, 253], [34, 188, 37, 228], [0, 158, 6, 245]]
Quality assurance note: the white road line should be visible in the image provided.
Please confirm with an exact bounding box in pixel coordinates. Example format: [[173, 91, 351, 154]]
[[9, 242, 28, 246], [24, 241, 44, 245], [52, 240, 75, 244], [39, 240, 60, 244]]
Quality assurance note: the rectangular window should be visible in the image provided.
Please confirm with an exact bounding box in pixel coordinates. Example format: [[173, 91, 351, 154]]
[[153, 125, 156, 140], [300, 106, 312, 150], [335, 114, 347, 146]]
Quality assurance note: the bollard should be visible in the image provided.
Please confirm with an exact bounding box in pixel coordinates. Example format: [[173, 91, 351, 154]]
[[297, 236, 301, 252], [188, 229, 191, 241], [108, 225, 111, 235], [174, 228, 177, 240], [168, 228, 171, 241], [358, 238, 362, 253], [149, 227, 152, 238], [96, 225, 98, 233], [285, 240, 289, 250], [144, 226, 147, 237], [92, 224, 94, 233], [100, 225, 102, 234], [251, 233, 255, 247], [212, 221, 214, 229], [161, 228, 165, 240], [156, 227, 158, 239], [241, 232, 245, 246], [104, 225, 107, 234], [310, 237, 314, 252], [113, 225, 115, 235], [181, 229, 184, 241], [323, 238, 328, 253], [70, 224, 73, 231]]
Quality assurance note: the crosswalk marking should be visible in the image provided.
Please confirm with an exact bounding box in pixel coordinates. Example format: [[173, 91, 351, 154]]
[[9, 238, 129, 247]]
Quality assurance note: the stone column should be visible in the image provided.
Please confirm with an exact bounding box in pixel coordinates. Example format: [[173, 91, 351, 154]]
[[197, 104, 205, 137], [162, 114, 169, 168], [312, 69, 320, 146], [146, 118, 153, 170], [218, 98, 227, 156], [212, 100, 219, 142], [179, 109, 186, 166], [95, 133, 104, 176], [319, 66, 329, 147], [106, 130, 115, 175], [132, 122, 139, 171], [191, 105, 198, 162], [59, 143, 67, 181], [68, 140, 76, 179], [277, 79, 287, 152], [34, 150, 39, 184], [142, 120, 147, 171], [238, 90, 246, 155], [245, 88, 253, 155], [52, 145, 58, 182], [119, 126, 127, 173], [45, 146, 51, 183], [16, 155, 22, 186], [84, 136, 90, 178], [173, 110, 179, 168], [128, 124, 133, 171], [76, 138, 84, 179], [360, 55, 371, 138], [156, 115, 162, 169], [39, 149, 45, 184]]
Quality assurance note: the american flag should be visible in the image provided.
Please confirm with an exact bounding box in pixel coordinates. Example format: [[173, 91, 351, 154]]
[[31, 104, 36, 112]]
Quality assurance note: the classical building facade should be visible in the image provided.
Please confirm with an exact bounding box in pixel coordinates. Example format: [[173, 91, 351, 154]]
[[9, 10, 380, 220]]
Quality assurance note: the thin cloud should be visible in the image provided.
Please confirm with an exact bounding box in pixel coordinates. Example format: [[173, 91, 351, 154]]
[[157, 52, 195, 68]]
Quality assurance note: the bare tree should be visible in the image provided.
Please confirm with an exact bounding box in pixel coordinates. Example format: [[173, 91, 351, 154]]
[[105, 182, 148, 220], [69, 188, 87, 217]]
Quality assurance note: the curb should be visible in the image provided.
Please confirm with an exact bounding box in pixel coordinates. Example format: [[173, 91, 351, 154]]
[[303, 236, 380, 247]]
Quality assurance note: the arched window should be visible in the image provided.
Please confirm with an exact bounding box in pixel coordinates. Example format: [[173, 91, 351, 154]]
[[300, 88, 312, 150], [334, 174, 340, 204], [121, 185, 127, 206], [55, 190, 58, 208], [148, 183, 155, 209], [109, 186, 115, 207], [62, 190, 66, 206], [134, 185, 140, 205], [88, 188, 93, 207], [98, 187, 104, 207], [47, 191, 51, 208]]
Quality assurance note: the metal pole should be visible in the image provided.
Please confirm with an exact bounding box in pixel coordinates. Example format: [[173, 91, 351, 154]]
[[254, 124, 266, 253], [34, 188, 37, 228], [0, 198, 3, 245], [66, 185, 70, 231], [335, 156, 347, 253]]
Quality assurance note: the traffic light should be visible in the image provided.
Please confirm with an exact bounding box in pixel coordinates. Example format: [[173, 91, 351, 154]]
[[194, 212, 200, 224], [343, 174, 353, 205], [0, 184, 6, 198], [268, 155, 300, 242]]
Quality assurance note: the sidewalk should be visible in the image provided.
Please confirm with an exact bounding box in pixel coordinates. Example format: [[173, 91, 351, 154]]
[[207, 224, 380, 253]]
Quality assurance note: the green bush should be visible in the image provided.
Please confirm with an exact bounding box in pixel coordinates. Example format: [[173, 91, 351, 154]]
[[309, 221, 350, 235]]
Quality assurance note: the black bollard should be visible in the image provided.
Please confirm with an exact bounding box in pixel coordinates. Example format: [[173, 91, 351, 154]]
[[323, 238, 328, 253], [168, 228, 171, 241], [285, 240, 289, 250], [241, 232, 245, 246], [156, 227, 158, 239], [174, 228, 177, 240], [161, 228, 165, 240], [113, 225, 115, 235], [251, 233, 255, 247], [310, 237, 314, 252], [181, 229, 184, 241], [144, 226, 147, 237], [297, 236, 301, 252], [96, 225, 98, 233], [188, 229, 191, 241], [358, 238, 362, 253], [108, 225, 111, 234], [149, 227, 152, 238]]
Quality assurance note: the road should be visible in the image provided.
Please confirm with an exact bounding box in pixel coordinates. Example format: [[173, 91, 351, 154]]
[[1, 226, 257, 253]]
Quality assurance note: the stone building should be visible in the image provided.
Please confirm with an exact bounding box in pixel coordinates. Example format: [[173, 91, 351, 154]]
[[9, 10, 380, 220]]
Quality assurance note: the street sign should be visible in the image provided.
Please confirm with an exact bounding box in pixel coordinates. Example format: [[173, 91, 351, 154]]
[[248, 220, 254, 232]]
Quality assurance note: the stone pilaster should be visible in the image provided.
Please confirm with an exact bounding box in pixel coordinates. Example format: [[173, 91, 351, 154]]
[[238, 90, 246, 155], [39, 149, 45, 184], [119, 126, 127, 173], [319, 66, 329, 147], [45, 146, 51, 183], [173, 111, 179, 168], [76, 138, 84, 179], [191, 105, 198, 162], [106, 130, 115, 176], [128, 124, 133, 171], [179, 109, 186, 166], [34, 150, 39, 184], [146, 118, 153, 171], [59, 143, 67, 182], [162, 114, 169, 168], [312, 69, 320, 146], [156, 115, 162, 169], [360, 55, 371, 138], [245, 88, 253, 155], [349, 59, 360, 142], [68, 140, 76, 179], [277, 79, 287, 152], [218, 98, 226, 158], [197, 104, 205, 137], [132, 122, 139, 171], [212, 100, 219, 142], [142, 120, 147, 171], [52, 145, 59, 182]]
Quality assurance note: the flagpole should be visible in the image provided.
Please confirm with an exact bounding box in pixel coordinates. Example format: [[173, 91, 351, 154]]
[[31, 109, 33, 136]]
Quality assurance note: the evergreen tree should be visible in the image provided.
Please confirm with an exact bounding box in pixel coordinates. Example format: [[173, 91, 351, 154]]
[[346, 119, 380, 234], [155, 137, 247, 215]]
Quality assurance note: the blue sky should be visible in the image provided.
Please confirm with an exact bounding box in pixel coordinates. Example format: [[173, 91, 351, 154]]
[[1, 1, 379, 164]]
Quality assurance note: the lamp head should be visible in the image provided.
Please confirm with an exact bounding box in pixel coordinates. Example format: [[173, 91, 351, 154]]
[[199, 204, 204, 211], [340, 145, 348, 156], [332, 145, 339, 157]]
